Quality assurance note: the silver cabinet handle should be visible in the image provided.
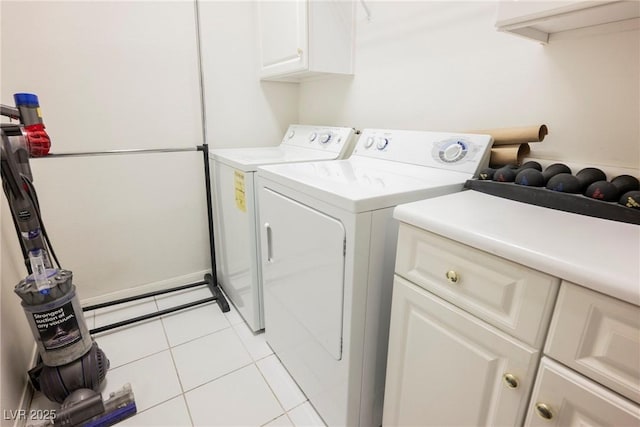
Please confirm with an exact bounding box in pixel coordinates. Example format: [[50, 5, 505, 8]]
[[265, 223, 273, 263]]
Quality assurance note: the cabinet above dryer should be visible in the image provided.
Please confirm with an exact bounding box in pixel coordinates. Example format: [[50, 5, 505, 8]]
[[257, 0, 355, 82]]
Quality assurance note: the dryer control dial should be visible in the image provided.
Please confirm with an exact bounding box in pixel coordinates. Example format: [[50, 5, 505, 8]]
[[377, 137, 390, 151], [364, 136, 375, 149], [287, 130, 295, 139], [308, 132, 318, 142], [320, 133, 332, 144], [438, 140, 468, 163]]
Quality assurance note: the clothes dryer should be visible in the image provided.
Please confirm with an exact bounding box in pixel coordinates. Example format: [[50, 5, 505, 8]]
[[210, 125, 355, 331], [256, 129, 492, 426]]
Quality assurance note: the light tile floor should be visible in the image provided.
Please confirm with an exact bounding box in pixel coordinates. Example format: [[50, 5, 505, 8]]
[[28, 286, 326, 427]]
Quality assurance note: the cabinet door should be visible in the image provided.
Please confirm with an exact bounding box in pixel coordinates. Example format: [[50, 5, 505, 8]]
[[524, 357, 640, 426], [545, 281, 640, 405], [383, 275, 539, 427], [258, 0, 308, 78], [260, 187, 345, 361]]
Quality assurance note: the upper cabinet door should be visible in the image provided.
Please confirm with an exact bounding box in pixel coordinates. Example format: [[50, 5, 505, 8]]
[[258, 0, 355, 82], [258, 0, 308, 78]]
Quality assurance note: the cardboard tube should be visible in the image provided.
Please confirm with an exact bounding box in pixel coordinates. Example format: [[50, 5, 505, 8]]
[[469, 125, 548, 146], [490, 143, 530, 167]]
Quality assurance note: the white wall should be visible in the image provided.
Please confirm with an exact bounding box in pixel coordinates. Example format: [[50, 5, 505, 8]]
[[1, 1, 204, 152], [1, 199, 36, 427], [198, 1, 299, 149], [2, 1, 208, 304], [0, 0, 297, 416], [299, 1, 640, 170], [1, 0, 299, 299]]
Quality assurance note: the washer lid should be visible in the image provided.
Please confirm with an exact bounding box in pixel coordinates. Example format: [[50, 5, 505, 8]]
[[210, 125, 356, 172], [211, 145, 349, 172], [257, 157, 475, 213]]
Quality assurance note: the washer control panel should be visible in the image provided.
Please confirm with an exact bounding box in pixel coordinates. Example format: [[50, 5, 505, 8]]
[[353, 129, 493, 174], [282, 125, 355, 155]]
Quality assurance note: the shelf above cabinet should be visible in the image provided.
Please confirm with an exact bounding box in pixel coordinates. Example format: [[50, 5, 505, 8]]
[[496, 0, 640, 43]]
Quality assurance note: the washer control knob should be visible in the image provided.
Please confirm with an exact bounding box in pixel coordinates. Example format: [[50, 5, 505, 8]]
[[320, 133, 332, 144], [287, 130, 295, 139], [438, 140, 469, 163], [444, 143, 462, 161], [377, 137, 389, 151], [308, 132, 318, 142], [364, 136, 375, 149]]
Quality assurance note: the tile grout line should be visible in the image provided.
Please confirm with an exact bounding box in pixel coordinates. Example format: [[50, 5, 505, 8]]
[[155, 294, 196, 426]]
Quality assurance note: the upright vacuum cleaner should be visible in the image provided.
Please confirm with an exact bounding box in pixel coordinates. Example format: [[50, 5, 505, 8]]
[[1, 94, 136, 427]]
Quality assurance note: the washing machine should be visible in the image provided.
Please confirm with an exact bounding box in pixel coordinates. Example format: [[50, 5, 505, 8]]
[[210, 125, 356, 331], [256, 129, 493, 426]]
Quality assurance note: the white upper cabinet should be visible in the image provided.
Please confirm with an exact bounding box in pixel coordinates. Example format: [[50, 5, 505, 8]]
[[257, 0, 355, 82], [496, 1, 640, 43]]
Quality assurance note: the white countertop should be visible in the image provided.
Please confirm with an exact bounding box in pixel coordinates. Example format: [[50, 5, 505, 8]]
[[393, 190, 640, 306]]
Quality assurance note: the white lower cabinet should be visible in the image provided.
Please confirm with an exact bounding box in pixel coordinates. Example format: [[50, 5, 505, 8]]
[[384, 223, 640, 427], [383, 275, 539, 427], [524, 358, 640, 426]]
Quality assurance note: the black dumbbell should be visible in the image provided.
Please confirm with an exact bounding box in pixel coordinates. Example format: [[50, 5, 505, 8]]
[[492, 165, 518, 182], [619, 191, 640, 209], [611, 175, 640, 195], [541, 163, 572, 184], [575, 168, 606, 191], [493, 162, 541, 183], [519, 160, 543, 171], [513, 161, 544, 186], [584, 180, 620, 202], [478, 167, 496, 180], [515, 168, 545, 187], [546, 173, 581, 193]]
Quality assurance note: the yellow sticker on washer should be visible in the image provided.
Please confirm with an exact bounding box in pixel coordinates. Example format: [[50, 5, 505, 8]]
[[234, 171, 246, 212]]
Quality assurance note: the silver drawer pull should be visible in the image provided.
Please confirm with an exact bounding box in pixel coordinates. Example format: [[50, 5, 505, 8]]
[[535, 403, 554, 420], [445, 270, 460, 284], [502, 373, 519, 389]]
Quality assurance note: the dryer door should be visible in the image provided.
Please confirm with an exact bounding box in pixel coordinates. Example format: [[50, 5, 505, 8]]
[[261, 188, 345, 360]]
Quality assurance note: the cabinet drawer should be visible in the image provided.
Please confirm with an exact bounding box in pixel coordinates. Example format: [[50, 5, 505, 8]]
[[395, 224, 559, 348], [545, 281, 640, 404], [524, 357, 640, 426]]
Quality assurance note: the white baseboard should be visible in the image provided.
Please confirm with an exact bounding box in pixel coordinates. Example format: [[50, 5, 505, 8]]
[[13, 344, 38, 427]]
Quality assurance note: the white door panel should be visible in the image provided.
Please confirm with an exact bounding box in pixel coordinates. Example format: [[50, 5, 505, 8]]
[[214, 163, 260, 329], [261, 188, 345, 360], [383, 276, 538, 427]]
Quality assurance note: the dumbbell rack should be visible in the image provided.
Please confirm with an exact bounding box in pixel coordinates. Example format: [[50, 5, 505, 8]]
[[464, 179, 640, 225]]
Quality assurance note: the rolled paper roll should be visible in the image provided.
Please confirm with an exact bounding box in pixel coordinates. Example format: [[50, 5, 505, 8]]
[[468, 125, 548, 146], [489, 143, 530, 167]]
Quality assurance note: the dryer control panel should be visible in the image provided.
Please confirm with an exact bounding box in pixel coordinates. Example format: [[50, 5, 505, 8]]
[[353, 129, 493, 175], [281, 124, 356, 155]]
